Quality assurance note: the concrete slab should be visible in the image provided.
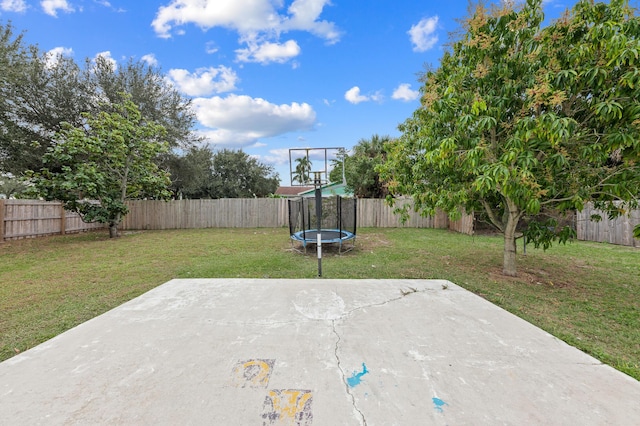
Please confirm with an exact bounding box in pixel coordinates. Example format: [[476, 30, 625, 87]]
[[1, 279, 639, 425]]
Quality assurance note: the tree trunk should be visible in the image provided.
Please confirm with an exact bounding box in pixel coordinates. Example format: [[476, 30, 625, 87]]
[[502, 198, 521, 277], [503, 223, 518, 276], [108, 223, 119, 238]]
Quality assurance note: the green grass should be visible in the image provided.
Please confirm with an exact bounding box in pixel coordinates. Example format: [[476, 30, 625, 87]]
[[1, 227, 638, 380]]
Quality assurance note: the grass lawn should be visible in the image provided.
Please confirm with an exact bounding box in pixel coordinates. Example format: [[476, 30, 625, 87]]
[[1, 227, 638, 380]]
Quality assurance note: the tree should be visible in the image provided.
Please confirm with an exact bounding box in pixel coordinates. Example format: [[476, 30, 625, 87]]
[[2, 49, 93, 174], [28, 97, 171, 238], [0, 22, 32, 173], [292, 155, 312, 185], [329, 148, 348, 184], [0, 32, 197, 175], [166, 146, 214, 199], [330, 134, 391, 198], [0, 173, 28, 198], [209, 149, 279, 198], [380, 0, 640, 276], [87, 57, 198, 151]]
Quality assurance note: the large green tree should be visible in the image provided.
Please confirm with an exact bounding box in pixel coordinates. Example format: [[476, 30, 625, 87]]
[[0, 23, 197, 175], [167, 148, 279, 199], [0, 22, 31, 173], [330, 134, 391, 198], [28, 97, 171, 238], [3, 50, 92, 174], [209, 149, 279, 198], [166, 146, 215, 199], [381, 0, 640, 276], [87, 56, 198, 151]]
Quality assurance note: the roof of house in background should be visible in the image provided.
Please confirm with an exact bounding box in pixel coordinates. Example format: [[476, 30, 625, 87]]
[[274, 186, 314, 197], [298, 182, 353, 197]]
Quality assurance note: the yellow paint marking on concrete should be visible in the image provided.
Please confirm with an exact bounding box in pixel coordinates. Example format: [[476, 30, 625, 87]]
[[231, 359, 275, 388], [263, 389, 313, 425]]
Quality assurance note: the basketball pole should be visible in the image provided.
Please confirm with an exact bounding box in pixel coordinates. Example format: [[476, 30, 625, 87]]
[[314, 171, 323, 278]]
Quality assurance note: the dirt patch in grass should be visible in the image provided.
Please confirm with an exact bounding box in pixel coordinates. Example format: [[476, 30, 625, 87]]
[[484, 266, 576, 289], [355, 232, 393, 251]]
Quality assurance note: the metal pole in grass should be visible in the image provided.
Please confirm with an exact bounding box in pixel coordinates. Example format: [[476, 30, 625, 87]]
[[314, 171, 323, 277]]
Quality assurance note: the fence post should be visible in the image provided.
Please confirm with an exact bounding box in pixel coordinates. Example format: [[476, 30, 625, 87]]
[[0, 199, 5, 242]]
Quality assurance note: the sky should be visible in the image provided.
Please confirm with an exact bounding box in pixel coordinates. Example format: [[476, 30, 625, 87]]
[[1, 0, 571, 185]]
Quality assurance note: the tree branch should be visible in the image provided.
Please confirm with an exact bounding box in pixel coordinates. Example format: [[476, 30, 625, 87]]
[[481, 199, 505, 232]]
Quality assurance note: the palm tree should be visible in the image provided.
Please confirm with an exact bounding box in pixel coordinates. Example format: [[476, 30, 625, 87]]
[[292, 156, 312, 185]]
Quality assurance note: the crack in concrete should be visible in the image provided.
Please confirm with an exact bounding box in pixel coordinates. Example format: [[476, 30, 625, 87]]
[[332, 319, 367, 426], [329, 287, 427, 425], [343, 286, 428, 318]]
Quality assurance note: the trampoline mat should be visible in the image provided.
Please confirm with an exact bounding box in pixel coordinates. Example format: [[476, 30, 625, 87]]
[[291, 229, 355, 243]]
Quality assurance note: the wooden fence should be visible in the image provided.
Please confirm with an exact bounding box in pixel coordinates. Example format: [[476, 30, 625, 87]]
[[354, 198, 451, 229], [577, 203, 640, 247], [121, 199, 289, 230], [1, 198, 474, 242], [120, 198, 470, 233], [0, 199, 104, 241], [8, 198, 640, 245]]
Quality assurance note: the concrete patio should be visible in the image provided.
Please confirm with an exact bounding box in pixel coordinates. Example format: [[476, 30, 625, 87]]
[[1, 279, 639, 425]]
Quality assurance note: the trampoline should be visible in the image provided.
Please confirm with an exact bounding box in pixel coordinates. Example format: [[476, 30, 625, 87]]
[[291, 228, 356, 249], [288, 196, 357, 253]]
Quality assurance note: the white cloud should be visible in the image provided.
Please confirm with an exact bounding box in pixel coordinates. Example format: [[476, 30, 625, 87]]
[[192, 94, 316, 147], [45, 46, 73, 68], [236, 39, 301, 64], [408, 16, 439, 52], [48, 46, 73, 56], [197, 128, 262, 147], [392, 83, 420, 102], [141, 54, 159, 67], [282, 0, 341, 43], [167, 66, 239, 96], [151, 0, 340, 43], [263, 148, 293, 166], [91, 0, 125, 13], [94, 51, 117, 69], [152, 0, 272, 37], [205, 41, 219, 54], [344, 86, 383, 104], [1, 0, 27, 12], [41, 0, 74, 17], [345, 86, 368, 104]]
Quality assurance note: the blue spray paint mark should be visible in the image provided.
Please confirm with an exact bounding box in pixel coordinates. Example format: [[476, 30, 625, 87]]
[[432, 397, 448, 413], [347, 363, 369, 387]]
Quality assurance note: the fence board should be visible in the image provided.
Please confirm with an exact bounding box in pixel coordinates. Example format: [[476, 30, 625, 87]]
[[449, 212, 475, 235], [577, 203, 640, 247]]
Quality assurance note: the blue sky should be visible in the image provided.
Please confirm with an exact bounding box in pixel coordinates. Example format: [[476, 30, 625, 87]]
[[2, 0, 570, 185]]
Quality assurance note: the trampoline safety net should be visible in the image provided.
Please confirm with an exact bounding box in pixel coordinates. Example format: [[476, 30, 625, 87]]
[[288, 196, 357, 251]]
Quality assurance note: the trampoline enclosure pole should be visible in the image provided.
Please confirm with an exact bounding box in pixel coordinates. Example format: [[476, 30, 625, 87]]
[[314, 172, 322, 277]]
